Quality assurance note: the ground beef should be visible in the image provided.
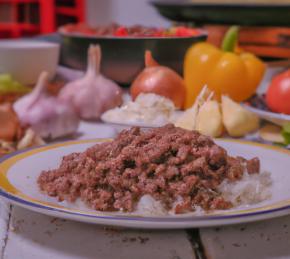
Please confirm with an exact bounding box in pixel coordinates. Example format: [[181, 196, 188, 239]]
[[38, 124, 260, 214]]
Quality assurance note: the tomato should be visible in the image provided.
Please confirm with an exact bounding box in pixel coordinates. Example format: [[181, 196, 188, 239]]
[[114, 27, 129, 37], [175, 26, 200, 37], [266, 69, 290, 115]]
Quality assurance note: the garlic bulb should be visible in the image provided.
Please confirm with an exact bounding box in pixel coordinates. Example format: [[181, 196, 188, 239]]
[[59, 45, 122, 120], [13, 72, 79, 139]]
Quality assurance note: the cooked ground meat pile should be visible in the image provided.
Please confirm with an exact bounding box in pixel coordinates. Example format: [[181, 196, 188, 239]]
[[38, 124, 260, 214]]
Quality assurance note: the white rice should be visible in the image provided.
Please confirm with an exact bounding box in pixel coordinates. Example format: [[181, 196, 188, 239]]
[[135, 195, 167, 216], [50, 169, 272, 217], [134, 171, 272, 216], [218, 171, 272, 207]]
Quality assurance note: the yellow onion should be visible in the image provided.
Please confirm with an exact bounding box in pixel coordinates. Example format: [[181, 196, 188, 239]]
[[0, 103, 22, 141], [130, 51, 186, 109]]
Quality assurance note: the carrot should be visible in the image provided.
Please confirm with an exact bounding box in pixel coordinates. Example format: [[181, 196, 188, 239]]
[[240, 45, 290, 58], [239, 27, 290, 46]]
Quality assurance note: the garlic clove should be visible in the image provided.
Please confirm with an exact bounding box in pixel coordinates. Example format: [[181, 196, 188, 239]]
[[16, 128, 45, 150], [221, 95, 260, 137], [14, 72, 80, 139], [59, 44, 122, 120]]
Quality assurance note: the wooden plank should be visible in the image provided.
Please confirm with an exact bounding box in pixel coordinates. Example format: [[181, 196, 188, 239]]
[[0, 200, 10, 259], [3, 206, 195, 259], [0, 1, 38, 3], [55, 7, 77, 16], [0, 23, 38, 32], [39, 0, 55, 34], [200, 215, 290, 259], [75, 0, 85, 22]]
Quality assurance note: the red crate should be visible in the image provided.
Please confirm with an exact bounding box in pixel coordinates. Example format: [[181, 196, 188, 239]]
[[0, 0, 85, 38]]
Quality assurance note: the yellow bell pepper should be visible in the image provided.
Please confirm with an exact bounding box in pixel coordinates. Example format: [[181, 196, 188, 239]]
[[184, 26, 266, 109]]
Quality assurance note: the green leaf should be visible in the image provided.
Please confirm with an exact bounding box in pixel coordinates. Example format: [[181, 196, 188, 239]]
[[282, 123, 290, 145], [0, 74, 31, 94]]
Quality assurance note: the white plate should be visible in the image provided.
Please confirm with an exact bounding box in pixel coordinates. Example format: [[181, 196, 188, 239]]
[[243, 104, 290, 127], [0, 139, 290, 229]]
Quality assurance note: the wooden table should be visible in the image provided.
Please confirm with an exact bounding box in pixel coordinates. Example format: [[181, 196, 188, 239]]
[[1, 122, 290, 259]]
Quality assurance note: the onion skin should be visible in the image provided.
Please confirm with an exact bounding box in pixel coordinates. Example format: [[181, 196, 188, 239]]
[[130, 51, 186, 109], [0, 103, 22, 141]]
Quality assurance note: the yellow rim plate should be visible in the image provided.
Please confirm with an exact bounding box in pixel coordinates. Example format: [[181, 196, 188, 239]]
[[0, 138, 290, 225]]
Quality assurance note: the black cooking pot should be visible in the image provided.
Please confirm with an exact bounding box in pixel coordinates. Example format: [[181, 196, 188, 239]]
[[59, 31, 207, 85]]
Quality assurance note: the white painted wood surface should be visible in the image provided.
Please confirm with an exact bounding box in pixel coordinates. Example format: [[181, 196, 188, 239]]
[[0, 200, 9, 258], [200, 215, 290, 259], [3, 206, 194, 259]]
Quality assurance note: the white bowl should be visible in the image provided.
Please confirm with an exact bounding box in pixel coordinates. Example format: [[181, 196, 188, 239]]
[[243, 104, 290, 127], [0, 40, 59, 85]]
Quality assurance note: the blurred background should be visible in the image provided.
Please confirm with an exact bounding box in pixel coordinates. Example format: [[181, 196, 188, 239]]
[[0, 0, 168, 38], [0, 0, 289, 60]]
